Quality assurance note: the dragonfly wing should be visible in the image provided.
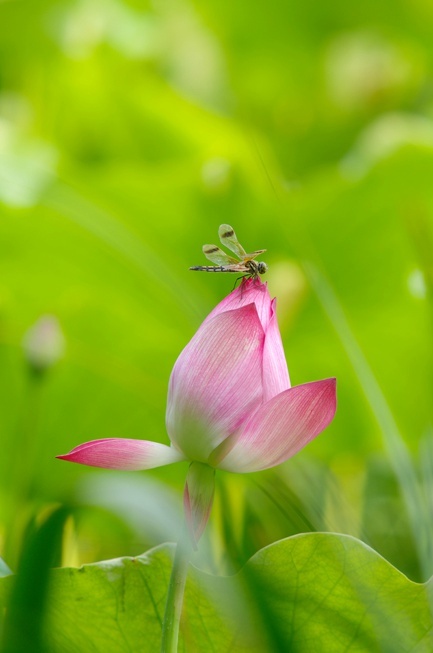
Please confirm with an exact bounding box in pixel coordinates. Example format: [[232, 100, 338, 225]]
[[218, 224, 247, 259], [243, 249, 267, 262], [203, 244, 238, 265]]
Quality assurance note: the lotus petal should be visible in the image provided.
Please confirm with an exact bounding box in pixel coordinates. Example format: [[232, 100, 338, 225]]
[[218, 378, 336, 473], [57, 439, 186, 470]]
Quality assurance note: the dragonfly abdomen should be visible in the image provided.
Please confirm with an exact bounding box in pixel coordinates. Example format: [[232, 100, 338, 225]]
[[189, 266, 240, 273]]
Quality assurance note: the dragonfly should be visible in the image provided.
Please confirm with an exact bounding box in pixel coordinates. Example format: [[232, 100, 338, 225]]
[[190, 224, 268, 279]]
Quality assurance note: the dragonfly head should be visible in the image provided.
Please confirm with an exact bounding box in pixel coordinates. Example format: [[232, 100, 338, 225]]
[[257, 262, 268, 275]]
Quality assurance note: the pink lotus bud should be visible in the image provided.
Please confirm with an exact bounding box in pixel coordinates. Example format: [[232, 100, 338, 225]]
[[58, 278, 336, 543], [166, 278, 335, 474]]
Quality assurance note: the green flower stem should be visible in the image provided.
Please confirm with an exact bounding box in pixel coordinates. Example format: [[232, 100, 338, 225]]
[[160, 536, 192, 653], [4, 372, 43, 568]]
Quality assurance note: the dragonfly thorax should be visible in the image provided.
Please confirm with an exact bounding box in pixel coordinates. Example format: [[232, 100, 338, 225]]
[[249, 260, 267, 276]]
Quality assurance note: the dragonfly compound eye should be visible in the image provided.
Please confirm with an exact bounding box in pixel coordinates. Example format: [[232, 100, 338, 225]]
[[257, 262, 268, 275]]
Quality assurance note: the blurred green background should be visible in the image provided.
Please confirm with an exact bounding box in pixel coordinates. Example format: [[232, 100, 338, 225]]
[[1, 0, 432, 585]]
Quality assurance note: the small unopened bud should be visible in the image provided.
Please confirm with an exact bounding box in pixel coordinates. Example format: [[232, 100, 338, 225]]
[[22, 315, 65, 373]]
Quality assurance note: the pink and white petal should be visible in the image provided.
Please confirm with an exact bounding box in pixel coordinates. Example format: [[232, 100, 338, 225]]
[[57, 439, 186, 470], [166, 303, 265, 462], [202, 278, 272, 332], [262, 298, 290, 403], [218, 378, 336, 473]]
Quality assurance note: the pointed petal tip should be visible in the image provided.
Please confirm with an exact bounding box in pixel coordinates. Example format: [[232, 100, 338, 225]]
[[309, 376, 337, 395], [240, 276, 268, 294], [55, 438, 186, 471], [304, 376, 337, 423], [320, 376, 337, 408]]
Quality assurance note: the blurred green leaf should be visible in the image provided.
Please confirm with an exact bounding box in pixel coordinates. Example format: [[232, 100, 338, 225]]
[[0, 505, 70, 653], [0, 559, 11, 579], [1, 533, 432, 652]]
